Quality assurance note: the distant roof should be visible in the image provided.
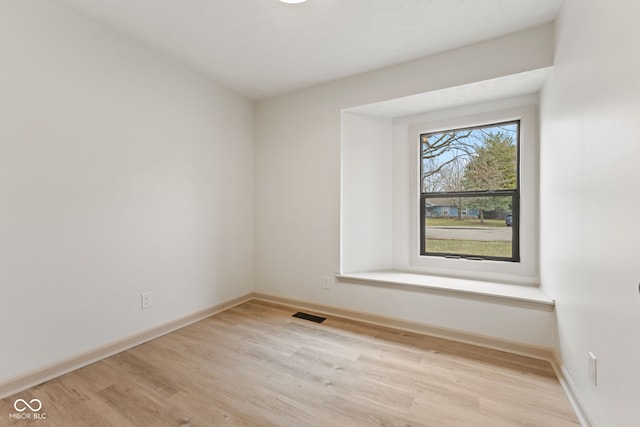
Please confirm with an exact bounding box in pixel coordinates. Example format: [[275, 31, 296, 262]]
[[424, 198, 460, 207]]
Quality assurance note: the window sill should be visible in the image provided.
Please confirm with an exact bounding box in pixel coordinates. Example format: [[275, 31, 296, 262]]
[[335, 271, 554, 309]]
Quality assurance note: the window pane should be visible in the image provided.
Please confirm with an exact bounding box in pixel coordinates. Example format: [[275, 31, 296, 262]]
[[423, 194, 514, 259], [421, 122, 518, 193]]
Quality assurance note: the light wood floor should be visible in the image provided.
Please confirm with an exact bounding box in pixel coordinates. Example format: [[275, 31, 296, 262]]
[[1, 300, 580, 426]]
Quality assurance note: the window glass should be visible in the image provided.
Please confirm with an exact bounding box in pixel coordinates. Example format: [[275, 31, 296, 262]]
[[420, 121, 519, 261]]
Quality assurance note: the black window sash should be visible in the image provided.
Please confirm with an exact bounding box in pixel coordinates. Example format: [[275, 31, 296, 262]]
[[420, 190, 520, 262]]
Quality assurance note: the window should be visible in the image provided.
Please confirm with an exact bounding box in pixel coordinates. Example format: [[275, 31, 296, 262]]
[[407, 103, 538, 283], [420, 121, 520, 262]]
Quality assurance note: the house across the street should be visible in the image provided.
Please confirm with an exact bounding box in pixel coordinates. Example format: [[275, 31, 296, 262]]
[[424, 199, 480, 218]]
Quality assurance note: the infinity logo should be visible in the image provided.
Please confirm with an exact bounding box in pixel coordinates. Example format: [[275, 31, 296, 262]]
[[13, 398, 42, 412]]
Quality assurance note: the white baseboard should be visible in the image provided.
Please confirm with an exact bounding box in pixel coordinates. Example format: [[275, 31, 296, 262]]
[[549, 351, 595, 427], [0, 293, 253, 400], [252, 292, 554, 361]]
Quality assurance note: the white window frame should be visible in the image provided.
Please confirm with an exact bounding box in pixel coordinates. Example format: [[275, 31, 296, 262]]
[[407, 104, 538, 284]]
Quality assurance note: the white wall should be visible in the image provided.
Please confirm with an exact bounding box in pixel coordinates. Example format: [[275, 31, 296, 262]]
[[0, 0, 254, 381], [540, 0, 640, 425], [340, 113, 393, 273], [255, 24, 556, 346]]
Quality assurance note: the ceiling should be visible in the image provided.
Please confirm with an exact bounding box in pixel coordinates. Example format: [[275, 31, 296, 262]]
[[53, 0, 562, 100]]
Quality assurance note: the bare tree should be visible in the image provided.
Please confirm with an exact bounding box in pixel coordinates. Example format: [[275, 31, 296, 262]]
[[421, 130, 473, 193]]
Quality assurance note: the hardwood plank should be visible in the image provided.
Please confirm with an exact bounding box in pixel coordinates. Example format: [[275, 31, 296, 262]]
[[1, 300, 579, 426]]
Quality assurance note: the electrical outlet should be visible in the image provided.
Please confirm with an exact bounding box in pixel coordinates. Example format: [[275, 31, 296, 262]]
[[322, 276, 332, 290], [588, 351, 597, 386], [141, 291, 153, 310]]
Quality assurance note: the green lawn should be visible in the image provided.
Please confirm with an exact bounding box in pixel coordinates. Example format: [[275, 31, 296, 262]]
[[426, 217, 506, 228], [426, 238, 512, 258]]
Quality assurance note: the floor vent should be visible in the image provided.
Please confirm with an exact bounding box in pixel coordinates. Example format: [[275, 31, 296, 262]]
[[292, 312, 326, 323]]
